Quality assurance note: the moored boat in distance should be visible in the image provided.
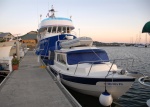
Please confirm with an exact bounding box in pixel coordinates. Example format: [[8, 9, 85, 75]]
[[36, 5, 137, 100]]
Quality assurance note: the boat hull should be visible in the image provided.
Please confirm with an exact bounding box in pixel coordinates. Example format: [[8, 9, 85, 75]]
[[50, 66, 135, 100]]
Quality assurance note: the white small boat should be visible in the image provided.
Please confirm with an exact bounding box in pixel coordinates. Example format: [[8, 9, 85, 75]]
[[49, 42, 136, 99]]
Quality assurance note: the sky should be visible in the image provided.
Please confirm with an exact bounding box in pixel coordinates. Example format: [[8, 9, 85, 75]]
[[0, 0, 150, 43]]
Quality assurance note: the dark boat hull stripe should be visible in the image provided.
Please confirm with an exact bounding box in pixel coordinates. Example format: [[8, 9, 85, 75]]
[[50, 67, 135, 85]]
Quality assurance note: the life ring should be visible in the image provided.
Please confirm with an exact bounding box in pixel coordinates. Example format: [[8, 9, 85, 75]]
[[138, 76, 150, 87]]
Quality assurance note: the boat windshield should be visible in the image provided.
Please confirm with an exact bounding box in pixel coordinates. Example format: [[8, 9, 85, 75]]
[[67, 50, 109, 65]]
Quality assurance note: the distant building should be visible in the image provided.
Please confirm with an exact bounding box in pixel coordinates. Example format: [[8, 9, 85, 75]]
[[20, 31, 37, 49], [0, 32, 15, 42]]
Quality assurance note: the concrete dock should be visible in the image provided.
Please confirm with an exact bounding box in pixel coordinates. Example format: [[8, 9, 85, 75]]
[[0, 51, 74, 107]]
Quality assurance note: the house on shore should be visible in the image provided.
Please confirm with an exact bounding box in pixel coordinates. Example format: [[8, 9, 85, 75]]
[[0, 32, 15, 42], [20, 31, 37, 50]]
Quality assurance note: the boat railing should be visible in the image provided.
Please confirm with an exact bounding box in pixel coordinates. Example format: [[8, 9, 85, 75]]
[[105, 58, 134, 78], [74, 58, 134, 76]]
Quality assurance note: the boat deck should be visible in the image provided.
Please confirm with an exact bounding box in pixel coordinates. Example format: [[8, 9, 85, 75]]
[[0, 51, 73, 107]]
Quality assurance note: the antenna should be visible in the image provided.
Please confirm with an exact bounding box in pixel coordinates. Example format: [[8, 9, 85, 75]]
[[37, 0, 39, 28], [48, 2, 50, 10], [78, 28, 80, 37], [46, 5, 57, 18], [13, 34, 21, 41], [70, 15, 72, 19], [40, 14, 42, 22]]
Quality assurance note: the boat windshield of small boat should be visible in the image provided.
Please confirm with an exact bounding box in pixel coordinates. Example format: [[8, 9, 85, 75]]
[[66, 49, 109, 65]]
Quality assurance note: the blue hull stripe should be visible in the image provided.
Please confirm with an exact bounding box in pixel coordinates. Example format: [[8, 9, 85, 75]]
[[50, 67, 135, 85]]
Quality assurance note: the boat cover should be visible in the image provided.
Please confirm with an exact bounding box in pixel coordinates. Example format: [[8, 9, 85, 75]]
[[67, 49, 109, 65], [60, 37, 93, 48]]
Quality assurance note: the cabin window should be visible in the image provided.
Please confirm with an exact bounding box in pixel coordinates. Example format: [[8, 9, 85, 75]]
[[57, 26, 62, 33], [48, 27, 52, 33], [67, 27, 70, 33], [62, 27, 67, 33], [52, 26, 57, 33], [57, 54, 66, 64]]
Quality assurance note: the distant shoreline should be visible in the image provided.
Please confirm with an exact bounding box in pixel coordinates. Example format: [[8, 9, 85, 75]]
[[93, 41, 135, 47]]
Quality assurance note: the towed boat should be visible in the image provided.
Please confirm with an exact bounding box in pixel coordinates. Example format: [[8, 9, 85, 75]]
[[36, 6, 136, 100]]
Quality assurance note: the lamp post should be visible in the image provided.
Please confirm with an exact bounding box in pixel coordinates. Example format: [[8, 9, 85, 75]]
[[14, 34, 20, 40]]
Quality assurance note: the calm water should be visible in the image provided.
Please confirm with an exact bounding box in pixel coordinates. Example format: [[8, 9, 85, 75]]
[[66, 47, 150, 107]]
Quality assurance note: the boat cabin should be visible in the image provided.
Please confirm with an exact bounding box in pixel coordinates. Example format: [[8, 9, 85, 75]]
[[54, 48, 109, 66]]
